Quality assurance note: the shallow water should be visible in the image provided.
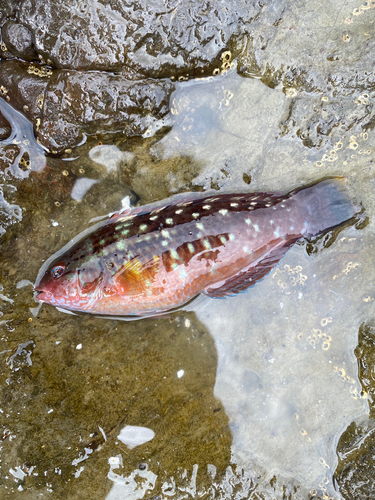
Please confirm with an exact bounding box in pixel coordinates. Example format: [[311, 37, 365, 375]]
[[1, 1, 375, 499]]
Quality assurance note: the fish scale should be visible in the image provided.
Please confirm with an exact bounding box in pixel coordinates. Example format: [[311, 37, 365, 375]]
[[35, 178, 357, 318]]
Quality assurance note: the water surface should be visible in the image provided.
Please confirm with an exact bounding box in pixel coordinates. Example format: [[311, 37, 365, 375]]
[[1, 1, 375, 499]]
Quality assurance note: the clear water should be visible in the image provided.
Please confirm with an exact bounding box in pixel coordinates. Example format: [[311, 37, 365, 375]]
[[1, 2, 375, 499]]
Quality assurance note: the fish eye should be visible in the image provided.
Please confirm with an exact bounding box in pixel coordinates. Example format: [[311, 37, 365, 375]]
[[51, 264, 66, 279]]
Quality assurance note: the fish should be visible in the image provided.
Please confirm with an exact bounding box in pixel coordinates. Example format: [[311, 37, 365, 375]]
[[34, 178, 356, 318]]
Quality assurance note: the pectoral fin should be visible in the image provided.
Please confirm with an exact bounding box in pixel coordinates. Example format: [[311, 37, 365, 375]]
[[114, 256, 160, 296]]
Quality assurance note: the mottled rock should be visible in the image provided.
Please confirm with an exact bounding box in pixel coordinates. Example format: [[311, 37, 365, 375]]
[[0, 0, 19, 29], [0, 60, 48, 124], [236, 1, 375, 151], [0, 110, 10, 139], [17, 0, 259, 77], [39, 69, 174, 152], [0, 59, 174, 151], [335, 322, 375, 500], [1, 20, 37, 61]]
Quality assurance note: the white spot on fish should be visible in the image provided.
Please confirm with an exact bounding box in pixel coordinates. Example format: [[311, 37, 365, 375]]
[[243, 246, 251, 253], [192, 213, 200, 219], [196, 223, 204, 230], [207, 197, 220, 202], [220, 236, 227, 244], [202, 205, 211, 210], [139, 224, 147, 231], [150, 215, 158, 221], [166, 218, 173, 225], [270, 219, 274, 224], [219, 209, 228, 216], [230, 203, 239, 207], [274, 227, 281, 237], [290, 226, 294, 230], [188, 243, 195, 253], [250, 202, 257, 206], [248, 207, 254, 211], [229, 234, 235, 241], [161, 229, 170, 239], [175, 209, 183, 214], [281, 204, 285, 208], [170, 249, 179, 260], [245, 219, 251, 225], [203, 239, 211, 249], [162, 240, 168, 246], [266, 203, 271, 207], [171, 262, 179, 270], [179, 268, 187, 278], [254, 224, 259, 232]]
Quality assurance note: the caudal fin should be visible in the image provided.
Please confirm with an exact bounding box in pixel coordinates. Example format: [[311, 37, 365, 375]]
[[294, 178, 357, 237]]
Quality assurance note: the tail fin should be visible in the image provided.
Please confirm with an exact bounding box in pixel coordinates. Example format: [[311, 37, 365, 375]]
[[294, 178, 357, 237]]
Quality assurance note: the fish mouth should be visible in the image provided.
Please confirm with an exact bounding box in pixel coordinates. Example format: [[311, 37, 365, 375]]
[[34, 288, 51, 302]]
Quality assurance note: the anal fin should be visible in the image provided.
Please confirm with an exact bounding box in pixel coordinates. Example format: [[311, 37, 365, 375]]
[[204, 239, 297, 298]]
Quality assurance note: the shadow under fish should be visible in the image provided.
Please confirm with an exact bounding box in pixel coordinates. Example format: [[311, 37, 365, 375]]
[[34, 178, 359, 318]]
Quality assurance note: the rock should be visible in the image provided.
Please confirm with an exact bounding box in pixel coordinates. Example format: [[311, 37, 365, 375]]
[[0, 59, 174, 152], [0, 60, 49, 124], [1, 21, 38, 61], [17, 0, 259, 77], [39, 69, 174, 152]]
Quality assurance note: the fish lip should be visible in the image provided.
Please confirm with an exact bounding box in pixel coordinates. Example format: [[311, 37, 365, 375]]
[[34, 288, 50, 302]]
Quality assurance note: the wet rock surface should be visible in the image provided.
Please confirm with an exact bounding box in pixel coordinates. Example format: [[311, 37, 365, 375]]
[[0, 0, 375, 499], [16, 0, 257, 76], [0, 0, 255, 152], [335, 322, 375, 500], [1, 20, 37, 61]]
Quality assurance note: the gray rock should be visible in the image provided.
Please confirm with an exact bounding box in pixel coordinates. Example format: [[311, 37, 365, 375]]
[[1, 20, 37, 61]]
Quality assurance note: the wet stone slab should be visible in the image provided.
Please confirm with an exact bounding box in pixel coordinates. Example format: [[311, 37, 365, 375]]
[[0, 0, 375, 499]]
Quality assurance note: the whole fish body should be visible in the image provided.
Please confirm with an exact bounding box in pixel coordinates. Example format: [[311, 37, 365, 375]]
[[35, 178, 356, 317]]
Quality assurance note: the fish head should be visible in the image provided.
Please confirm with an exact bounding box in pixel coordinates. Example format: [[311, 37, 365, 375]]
[[34, 249, 105, 312]]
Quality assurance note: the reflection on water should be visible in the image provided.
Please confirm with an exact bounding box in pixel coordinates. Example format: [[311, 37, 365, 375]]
[[117, 425, 155, 449], [1, 4, 375, 499], [196, 236, 369, 497], [0, 97, 46, 178]]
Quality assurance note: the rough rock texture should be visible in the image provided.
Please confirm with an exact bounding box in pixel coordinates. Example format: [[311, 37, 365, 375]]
[[17, 0, 258, 77], [0, 0, 259, 151], [335, 322, 375, 499], [1, 20, 37, 61], [38, 69, 174, 151]]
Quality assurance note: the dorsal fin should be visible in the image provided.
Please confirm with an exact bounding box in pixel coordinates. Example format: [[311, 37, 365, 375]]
[[107, 191, 216, 224], [204, 239, 297, 298]]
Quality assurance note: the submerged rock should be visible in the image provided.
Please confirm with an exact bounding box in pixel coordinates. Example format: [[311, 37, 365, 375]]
[[0, 60, 174, 151], [0, 0, 260, 151]]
